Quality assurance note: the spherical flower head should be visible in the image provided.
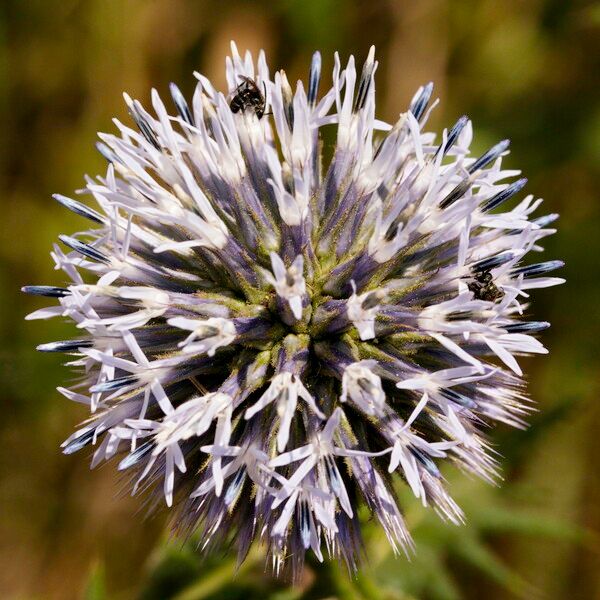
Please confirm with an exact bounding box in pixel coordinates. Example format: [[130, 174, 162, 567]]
[[24, 42, 564, 576]]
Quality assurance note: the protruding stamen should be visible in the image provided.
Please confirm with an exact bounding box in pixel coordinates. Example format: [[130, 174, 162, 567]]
[[362, 290, 384, 310], [384, 218, 401, 241], [267, 253, 306, 322], [347, 282, 383, 340], [168, 317, 236, 356], [341, 360, 386, 415]]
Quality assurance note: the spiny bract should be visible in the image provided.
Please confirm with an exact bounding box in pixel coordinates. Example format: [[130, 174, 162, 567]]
[[24, 43, 564, 575]]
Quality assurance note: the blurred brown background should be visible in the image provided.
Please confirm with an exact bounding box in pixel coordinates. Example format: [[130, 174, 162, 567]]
[[0, 1, 598, 599]]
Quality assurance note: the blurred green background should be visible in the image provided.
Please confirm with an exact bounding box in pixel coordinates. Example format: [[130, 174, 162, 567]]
[[1, 1, 598, 598]]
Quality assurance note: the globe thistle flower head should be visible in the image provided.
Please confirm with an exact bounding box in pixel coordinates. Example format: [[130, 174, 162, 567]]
[[24, 42, 564, 576]]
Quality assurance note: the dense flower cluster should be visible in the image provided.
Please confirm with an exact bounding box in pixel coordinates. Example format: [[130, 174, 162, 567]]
[[25, 44, 563, 574]]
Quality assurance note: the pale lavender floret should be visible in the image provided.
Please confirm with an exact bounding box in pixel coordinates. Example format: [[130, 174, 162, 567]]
[[24, 41, 563, 577]]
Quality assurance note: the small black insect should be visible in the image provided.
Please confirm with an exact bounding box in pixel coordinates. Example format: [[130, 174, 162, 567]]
[[468, 269, 504, 302], [229, 76, 267, 119]]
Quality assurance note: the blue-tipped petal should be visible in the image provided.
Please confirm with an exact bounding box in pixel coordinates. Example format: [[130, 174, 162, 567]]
[[468, 139, 510, 174], [439, 388, 477, 409], [118, 441, 154, 470], [90, 375, 139, 394], [481, 178, 528, 212], [410, 448, 441, 478], [307, 51, 322, 107], [439, 178, 471, 209], [22, 285, 71, 298], [409, 82, 434, 121], [504, 321, 550, 333], [354, 47, 377, 113], [169, 82, 194, 126], [224, 468, 247, 506], [473, 252, 516, 272], [37, 340, 93, 352], [440, 115, 469, 156], [511, 260, 564, 278], [63, 429, 95, 455], [53, 194, 106, 224], [96, 141, 120, 164], [532, 213, 559, 228], [59, 235, 110, 264], [128, 101, 161, 150]]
